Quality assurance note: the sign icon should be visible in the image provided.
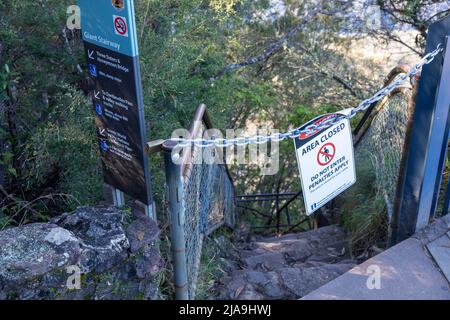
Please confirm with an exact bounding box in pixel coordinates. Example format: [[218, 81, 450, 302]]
[[99, 127, 107, 137], [100, 140, 109, 152], [89, 64, 98, 77], [95, 103, 103, 116], [317, 143, 336, 166], [113, 16, 128, 37], [88, 50, 95, 60], [112, 0, 125, 10], [94, 90, 101, 100]]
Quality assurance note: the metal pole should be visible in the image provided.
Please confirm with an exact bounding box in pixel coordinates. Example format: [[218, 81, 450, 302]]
[[0, 103, 4, 189], [442, 174, 450, 217], [0, 44, 4, 191], [276, 195, 280, 234], [392, 21, 450, 244], [134, 200, 157, 220], [441, 134, 450, 216], [113, 189, 125, 207], [163, 140, 188, 300], [416, 38, 450, 222]]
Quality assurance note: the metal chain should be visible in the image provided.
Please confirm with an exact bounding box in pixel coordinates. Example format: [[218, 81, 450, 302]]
[[173, 44, 444, 148]]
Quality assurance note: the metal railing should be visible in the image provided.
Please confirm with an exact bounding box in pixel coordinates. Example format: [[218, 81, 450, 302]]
[[391, 18, 450, 244], [235, 94, 389, 235], [236, 192, 312, 234], [158, 104, 237, 300]]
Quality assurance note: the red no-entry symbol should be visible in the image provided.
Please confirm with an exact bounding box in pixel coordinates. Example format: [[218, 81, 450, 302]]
[[317, 143, 336, 166], [114, 16, 127, 35]]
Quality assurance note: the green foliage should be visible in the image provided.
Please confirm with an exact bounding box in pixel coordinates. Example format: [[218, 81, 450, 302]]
[[1, 0, 101, 223], [195, 228, 233, 300], [289, 104, 340, 127], [0, 0, 390, 240], [0, 64, 10, 100], [135, 0, 281, 206], [340, 152, 388, 256]]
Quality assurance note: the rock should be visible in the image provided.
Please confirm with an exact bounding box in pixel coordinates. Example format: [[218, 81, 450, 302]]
[[217, 262, 355, 300], [135, 246, 161, 279], [219, 270, 284, 300], [0, 206, 161, 300], [126, 217, 160, 253], [51, 207, 130, 273], [243, 252, 287, 271], [0, 224, 80, 283], [216, 225, 356, 300]]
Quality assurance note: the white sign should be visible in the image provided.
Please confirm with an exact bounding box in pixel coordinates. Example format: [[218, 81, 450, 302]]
[[113, 15, 129, 37], [294, 111, 356, 215]]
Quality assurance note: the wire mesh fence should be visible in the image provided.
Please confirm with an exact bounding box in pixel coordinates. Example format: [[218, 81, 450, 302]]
[[355, 69, 414, 222], [182, 132, 236, 298], [163, 105, 236, 300]]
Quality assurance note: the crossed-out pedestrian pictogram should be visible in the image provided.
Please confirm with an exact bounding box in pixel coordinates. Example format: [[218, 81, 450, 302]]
[[317, 143, 336, 166]]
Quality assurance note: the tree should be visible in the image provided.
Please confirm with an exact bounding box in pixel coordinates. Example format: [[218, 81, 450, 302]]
[[377, 0, 450, 51]]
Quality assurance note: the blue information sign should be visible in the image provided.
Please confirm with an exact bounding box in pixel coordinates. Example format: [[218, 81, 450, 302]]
[[78, 0, 153, 206]]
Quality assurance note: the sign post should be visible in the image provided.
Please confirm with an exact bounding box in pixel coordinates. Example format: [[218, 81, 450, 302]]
[[78, 0, 155, 219], [294, 112, 356, 215]]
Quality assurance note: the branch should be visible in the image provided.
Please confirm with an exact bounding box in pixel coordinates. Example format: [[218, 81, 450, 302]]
[[211, 5, 327, 81], [369, 29, 422, 55], [292, 41, 364, 99]]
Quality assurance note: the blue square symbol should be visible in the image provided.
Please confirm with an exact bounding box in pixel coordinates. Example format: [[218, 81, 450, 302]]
[[95, 104, 103, 116], [100, 140, 108, 152], [89, 64, 98, 77]]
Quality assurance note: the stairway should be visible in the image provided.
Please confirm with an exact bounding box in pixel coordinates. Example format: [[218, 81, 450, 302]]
[[215, 225, 357, 300]]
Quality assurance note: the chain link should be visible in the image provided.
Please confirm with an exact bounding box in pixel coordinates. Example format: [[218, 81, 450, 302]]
[[173, 44, 444, 148]]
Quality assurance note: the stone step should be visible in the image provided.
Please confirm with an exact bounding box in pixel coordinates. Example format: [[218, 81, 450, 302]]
[[239, 238, 349, 261], [217, 263, 355, 300], [255, 225, 345, 244], [240, 240, 350, 270], [215, 225, 356, 300]]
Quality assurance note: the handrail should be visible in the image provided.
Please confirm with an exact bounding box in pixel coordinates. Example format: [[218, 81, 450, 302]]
[[154, 104, 236, 193], [237, 190, 305, 234], [181, 104, 213, 177]]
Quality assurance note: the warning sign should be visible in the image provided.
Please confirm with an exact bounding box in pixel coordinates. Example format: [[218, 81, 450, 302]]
[[113, 16, 128, 37], [294, 111, 356, 215]]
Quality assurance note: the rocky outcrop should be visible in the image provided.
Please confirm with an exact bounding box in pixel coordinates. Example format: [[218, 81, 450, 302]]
[[0, 206, 161, 300], [216, 225, 356, 300]]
